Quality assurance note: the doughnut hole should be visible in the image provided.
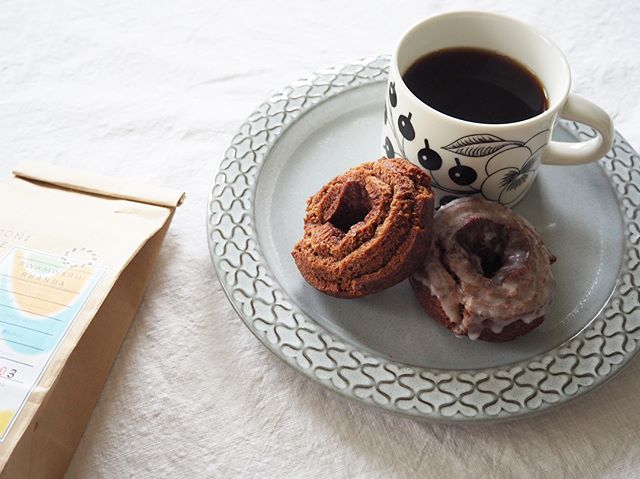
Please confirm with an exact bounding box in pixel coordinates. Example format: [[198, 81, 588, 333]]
[[455, 218, 512, 278], [325, 181, 372, 233]]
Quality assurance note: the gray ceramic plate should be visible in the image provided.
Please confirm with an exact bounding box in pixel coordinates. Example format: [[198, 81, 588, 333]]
[[207, 55, 640, 422]]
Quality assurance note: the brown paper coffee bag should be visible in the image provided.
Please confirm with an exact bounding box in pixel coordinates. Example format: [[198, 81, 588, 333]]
[[0, 163, 184, 478]]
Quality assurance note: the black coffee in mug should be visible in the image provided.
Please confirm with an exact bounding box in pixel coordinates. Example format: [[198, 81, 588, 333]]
[[402, 47, 549, 124]]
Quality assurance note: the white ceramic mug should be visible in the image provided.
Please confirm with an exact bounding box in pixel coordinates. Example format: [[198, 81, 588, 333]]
[[382, 11, 614, 207]]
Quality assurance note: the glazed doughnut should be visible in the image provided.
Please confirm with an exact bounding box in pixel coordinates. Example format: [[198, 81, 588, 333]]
[[292, 158, 434, 298], [410, 196, 555, 341]]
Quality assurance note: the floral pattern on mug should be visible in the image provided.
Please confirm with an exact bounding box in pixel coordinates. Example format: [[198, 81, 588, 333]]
[[444, 130, 548, 206], [481, 154, 540, 205], [383, 90, 549, 208]]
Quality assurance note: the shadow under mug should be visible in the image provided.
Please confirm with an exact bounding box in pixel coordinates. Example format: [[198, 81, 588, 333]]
[[382, 11, 614, 207]]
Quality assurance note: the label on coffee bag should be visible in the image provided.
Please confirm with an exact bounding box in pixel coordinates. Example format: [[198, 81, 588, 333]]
[[0, 247, 105, 441]]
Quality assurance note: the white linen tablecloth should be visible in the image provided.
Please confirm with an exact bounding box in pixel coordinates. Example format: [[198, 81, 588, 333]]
[[2, 1, 639, 477]]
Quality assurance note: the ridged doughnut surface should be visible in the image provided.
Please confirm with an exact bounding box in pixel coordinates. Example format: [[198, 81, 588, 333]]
[[292, 158, 434, 298], [410, 196, 555, 341]]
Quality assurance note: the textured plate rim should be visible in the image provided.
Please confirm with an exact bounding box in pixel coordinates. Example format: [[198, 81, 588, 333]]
[[207, 55, 640, 422]]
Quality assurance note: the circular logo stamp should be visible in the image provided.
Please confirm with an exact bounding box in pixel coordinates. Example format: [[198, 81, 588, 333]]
[[62, 247, 98, 268]]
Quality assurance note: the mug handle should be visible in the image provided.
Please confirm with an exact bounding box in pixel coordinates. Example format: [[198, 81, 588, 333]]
[[543, 94, 614, 165]]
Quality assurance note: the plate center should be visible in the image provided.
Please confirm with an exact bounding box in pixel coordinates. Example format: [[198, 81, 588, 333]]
[[254, 82, 624, 369]]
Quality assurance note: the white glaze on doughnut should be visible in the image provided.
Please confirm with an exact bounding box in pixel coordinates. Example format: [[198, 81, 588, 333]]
[[415, 196, 555, 340]]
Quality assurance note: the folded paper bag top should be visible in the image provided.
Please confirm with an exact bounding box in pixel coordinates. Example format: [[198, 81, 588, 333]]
[[0, 163, 184, 479], [12, 162, 185, 208]]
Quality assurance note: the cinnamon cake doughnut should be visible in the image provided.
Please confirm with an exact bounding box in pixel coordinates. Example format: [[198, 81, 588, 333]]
[[292, 158, 434, 298], [410, 196, 555, 341]]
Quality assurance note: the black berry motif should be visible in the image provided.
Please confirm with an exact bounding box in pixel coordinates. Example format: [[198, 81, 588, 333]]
[[417, 139, 442, 170], [398, 113, 415, 141], [384, 137, 394, 159], [384, 104, 387, 125], [449, 158, 477, 185], [389, 82, 397, 107], [439, 195, 459, 207]]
